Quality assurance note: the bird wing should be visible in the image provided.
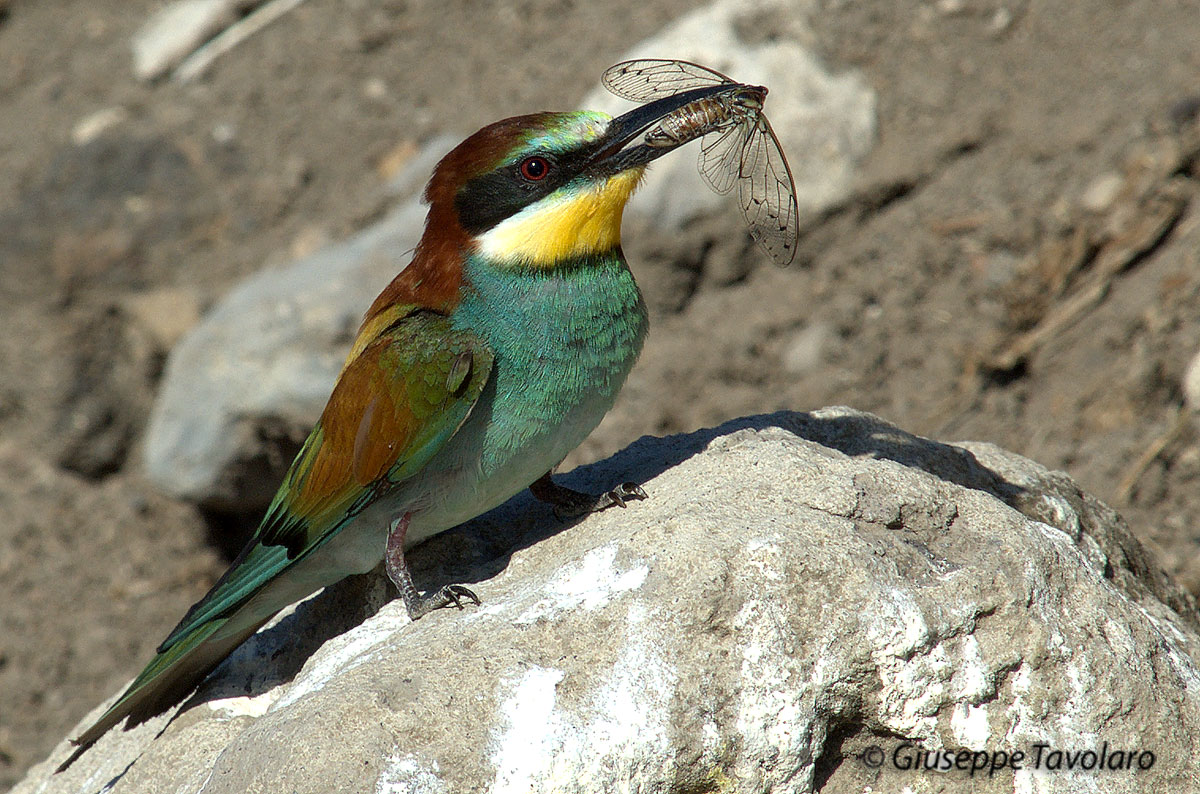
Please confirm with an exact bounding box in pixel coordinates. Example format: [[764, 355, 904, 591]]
[[160, 309, 493, 653], [65, 310, 492, 760]]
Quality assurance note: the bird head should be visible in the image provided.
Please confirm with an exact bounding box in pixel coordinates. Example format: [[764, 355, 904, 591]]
[[426, 89, 729, 266], [361, 90, 724, 329]]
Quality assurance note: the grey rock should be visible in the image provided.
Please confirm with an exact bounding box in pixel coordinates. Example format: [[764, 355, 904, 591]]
[[132, 0, 240, 81], [581, 0, 877, 233], [141, 136, 457, 509], [22, 409, 1200, 792]]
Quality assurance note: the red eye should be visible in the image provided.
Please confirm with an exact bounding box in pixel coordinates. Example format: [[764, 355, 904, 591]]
[[519, 156, 550, 181]]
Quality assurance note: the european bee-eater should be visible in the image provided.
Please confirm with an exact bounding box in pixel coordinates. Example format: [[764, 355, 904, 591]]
[[59, 83, 757, 772]]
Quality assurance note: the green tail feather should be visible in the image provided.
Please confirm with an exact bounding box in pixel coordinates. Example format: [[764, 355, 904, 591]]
[[58, 612, 270, 772]]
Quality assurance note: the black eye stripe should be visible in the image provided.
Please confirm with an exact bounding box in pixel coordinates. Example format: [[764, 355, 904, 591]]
[[456, 146, 597, 236]]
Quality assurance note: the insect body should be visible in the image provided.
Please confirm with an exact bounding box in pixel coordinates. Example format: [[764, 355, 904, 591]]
[[602, 59, 799, 267], [643, 85, 766, 149]]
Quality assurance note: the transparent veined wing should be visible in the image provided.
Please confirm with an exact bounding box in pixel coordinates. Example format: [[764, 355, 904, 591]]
[[737, 115, 799, 267], [601, 58, 735, 101], [697, 121, 749, 196], [601, 58, 800, 267]]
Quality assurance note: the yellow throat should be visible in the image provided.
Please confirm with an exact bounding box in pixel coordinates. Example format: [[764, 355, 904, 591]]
[[475, 168, 645, 267]]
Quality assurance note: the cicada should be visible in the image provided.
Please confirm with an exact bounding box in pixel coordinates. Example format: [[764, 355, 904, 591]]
[[602, 58, 799, 267]]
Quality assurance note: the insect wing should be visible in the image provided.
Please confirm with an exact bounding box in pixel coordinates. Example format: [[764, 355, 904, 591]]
[[601, 58, 734, 101], [697, 122, 749, 195], [737, 115, 799, 267], [601, 58, 800, 266]]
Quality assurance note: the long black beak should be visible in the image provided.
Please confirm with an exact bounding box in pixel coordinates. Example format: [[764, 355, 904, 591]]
[[587, 84, 738, 176]]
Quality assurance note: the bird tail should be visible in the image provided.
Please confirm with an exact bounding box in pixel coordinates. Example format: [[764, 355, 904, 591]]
[[55, 533, 308, 773], [56, 610, 270, 773]]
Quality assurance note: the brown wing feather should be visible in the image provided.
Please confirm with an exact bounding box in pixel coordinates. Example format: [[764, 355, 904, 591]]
[[292, 342, 415, 517], [257, 312, 491, 555]]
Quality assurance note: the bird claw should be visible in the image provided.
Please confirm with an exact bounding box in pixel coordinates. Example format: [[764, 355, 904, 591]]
[[597, 482, 648, 510], [388, 513, 482, 621], [548, 481, 648, 520], [407, 584, 481, 621], [440, 584, 481, 610]]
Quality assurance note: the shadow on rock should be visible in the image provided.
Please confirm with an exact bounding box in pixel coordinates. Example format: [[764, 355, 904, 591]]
[[166, 407, 1032, 722]]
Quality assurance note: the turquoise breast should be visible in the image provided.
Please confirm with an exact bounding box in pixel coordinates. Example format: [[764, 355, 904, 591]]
[[399, 251, 648, 537]]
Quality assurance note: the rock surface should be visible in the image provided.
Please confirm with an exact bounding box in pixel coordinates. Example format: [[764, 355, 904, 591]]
[[20, 408, 1200, 792]]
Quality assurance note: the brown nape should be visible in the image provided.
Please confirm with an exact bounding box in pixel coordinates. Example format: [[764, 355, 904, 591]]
[[362, 114, 559, 325], [361, 200, 469, 324], [423, 113, 562, 205]]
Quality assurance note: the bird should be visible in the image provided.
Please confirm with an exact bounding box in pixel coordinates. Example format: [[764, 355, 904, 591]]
[[56, 83, 744, 773]]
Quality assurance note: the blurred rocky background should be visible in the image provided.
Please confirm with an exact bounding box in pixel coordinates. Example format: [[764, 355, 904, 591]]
[[2, 0, 1200, 786]]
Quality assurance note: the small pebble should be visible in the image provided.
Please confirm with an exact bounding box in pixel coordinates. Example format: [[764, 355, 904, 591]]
[[1183, 349, 1200, 413], [212, 122, 237, 144], [363, 77, 388, 100], [72, 106, 128, 145], [1080, 172, 1124, 213], [988, 7, 1013, 33], [121, 288, 204, 351]]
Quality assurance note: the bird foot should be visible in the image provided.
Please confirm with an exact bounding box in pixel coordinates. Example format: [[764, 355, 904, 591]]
[[386, 513, 481, 621], [529, 473, 648, 520], [404, 584, 481, 621]]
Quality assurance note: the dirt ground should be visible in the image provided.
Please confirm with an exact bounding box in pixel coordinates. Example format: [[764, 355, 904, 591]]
[[2, 0, 1200, 786]]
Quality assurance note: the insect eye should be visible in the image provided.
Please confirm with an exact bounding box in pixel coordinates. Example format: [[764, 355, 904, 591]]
[[519, 155, 550, 181]]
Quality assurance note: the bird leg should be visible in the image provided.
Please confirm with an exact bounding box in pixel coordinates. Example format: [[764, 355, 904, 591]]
[[528, 472, 647, 520], [385, 512, 480, 621]]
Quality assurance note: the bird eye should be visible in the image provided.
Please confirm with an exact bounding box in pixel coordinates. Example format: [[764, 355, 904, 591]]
[[519, 156, 550, 181]]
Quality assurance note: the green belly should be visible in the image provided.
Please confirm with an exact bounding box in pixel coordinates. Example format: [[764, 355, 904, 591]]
[[398, 251, 648, 542]]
